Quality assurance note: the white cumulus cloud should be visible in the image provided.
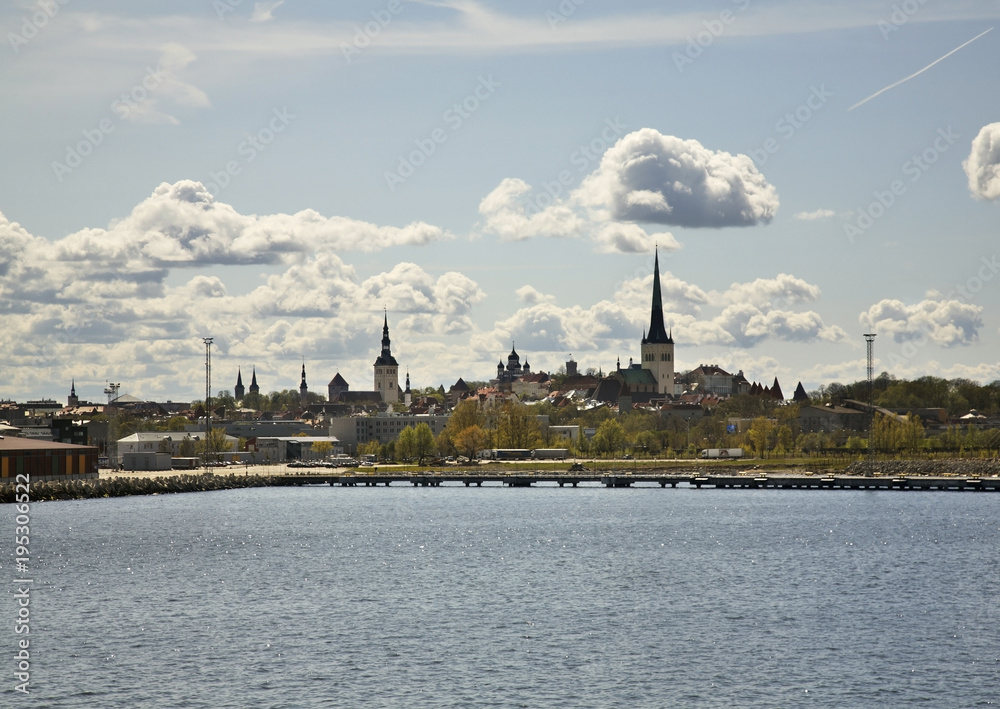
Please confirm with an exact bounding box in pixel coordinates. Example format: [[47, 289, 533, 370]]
[[575, 128, 779, 227], [593, 223, 680, 254], [861, 298, 983, 346], [963, 122, 1000, 201], [713, 274, 822, 308], [477, 178, 584, 241]]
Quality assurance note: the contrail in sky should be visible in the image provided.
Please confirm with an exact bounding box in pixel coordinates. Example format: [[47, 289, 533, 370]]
[[848, 27, 993, 111]]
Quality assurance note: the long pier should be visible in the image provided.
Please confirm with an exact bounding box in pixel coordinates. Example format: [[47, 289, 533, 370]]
[[272, 472, 1000, 492]]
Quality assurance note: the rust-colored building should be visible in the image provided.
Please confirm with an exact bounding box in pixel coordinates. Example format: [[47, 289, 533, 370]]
[[0, 436, 99, 481]]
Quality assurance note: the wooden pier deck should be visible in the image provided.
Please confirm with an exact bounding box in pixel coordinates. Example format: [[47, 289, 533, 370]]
[[271, 472, 1000, 492]]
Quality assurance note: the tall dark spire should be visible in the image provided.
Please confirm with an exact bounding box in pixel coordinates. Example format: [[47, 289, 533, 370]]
[[300, 362, 307, 389], [249, 367, 260, 395], [375, 310, 399, 366], [234, 368, 245, 400], [643, 247, 672, 344]]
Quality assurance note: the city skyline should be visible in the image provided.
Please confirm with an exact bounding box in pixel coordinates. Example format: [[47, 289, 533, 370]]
[[2, 0, 999, 402]]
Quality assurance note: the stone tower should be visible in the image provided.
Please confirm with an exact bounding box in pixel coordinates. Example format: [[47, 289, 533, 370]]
[[374, 311, 399, 404], [640, 248, 675, 396]]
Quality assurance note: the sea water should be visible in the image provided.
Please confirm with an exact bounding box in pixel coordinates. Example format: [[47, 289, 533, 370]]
[[3, 485, 998, 707]]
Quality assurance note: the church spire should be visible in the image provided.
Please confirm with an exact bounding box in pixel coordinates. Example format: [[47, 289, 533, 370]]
[[644, 247, 672, 344], [381, 308, 392, 357]]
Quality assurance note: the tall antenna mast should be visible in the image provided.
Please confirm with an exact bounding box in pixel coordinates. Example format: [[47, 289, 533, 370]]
[[203, 337, 213, 468], [864, 332, 876, 467]]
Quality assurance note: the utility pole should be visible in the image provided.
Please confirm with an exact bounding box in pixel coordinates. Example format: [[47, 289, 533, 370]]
[[203, 337, 213, 469], [864, 332, 876, 469]]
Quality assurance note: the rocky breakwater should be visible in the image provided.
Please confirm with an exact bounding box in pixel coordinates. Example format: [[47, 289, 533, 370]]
[[846, 458, 1000, 477], [0, 473, 281, 503]]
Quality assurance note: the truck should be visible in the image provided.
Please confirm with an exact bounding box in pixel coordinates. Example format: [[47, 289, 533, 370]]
[[485, 449, 532, 460], [531, 448, 569, 460], [700, 448, 744, 459]]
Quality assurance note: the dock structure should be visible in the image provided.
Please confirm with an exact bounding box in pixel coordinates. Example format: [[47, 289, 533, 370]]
[[269, 472, 1000, 492]]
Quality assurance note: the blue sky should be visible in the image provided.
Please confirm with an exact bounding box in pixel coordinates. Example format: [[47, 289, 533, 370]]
[[1, 0, 998, 403]]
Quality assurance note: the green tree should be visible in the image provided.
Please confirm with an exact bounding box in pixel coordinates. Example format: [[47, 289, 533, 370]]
[[435, 429, 455, 457], [179, 435, 196, 457], [444, 399, 485, 441], [311, 440, 333, 460], [488, 400, 541, 449], [633, 429, 662, 457], [164, 415, 191, 431], [196, 428, 234, 461], [592, 419, 626, 457], [412, 423, 436, 464], [454, 425, 490, 460], [747, 417, 777, 457], [214, 389, 236, 412], [396, 426, 416, 462]]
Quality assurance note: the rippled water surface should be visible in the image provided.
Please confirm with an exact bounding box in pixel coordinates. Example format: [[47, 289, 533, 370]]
[[4, 486, 999, 707]]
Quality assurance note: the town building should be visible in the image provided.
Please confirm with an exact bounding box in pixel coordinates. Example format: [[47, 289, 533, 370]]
[[691, 364, 735, 396], [0, 436, 98, 481], [798, 403, 867, 433], [328, 412, 449, 452], [252, 436, 343, 463], [494, 345, 531, 388]]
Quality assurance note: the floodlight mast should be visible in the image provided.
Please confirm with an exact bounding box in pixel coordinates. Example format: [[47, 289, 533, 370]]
[[864, 333, 876, 467], [203, 338, 213, 468]]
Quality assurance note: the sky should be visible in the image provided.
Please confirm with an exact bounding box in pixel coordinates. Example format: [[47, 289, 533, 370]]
[[1, 0, 999, 404]]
